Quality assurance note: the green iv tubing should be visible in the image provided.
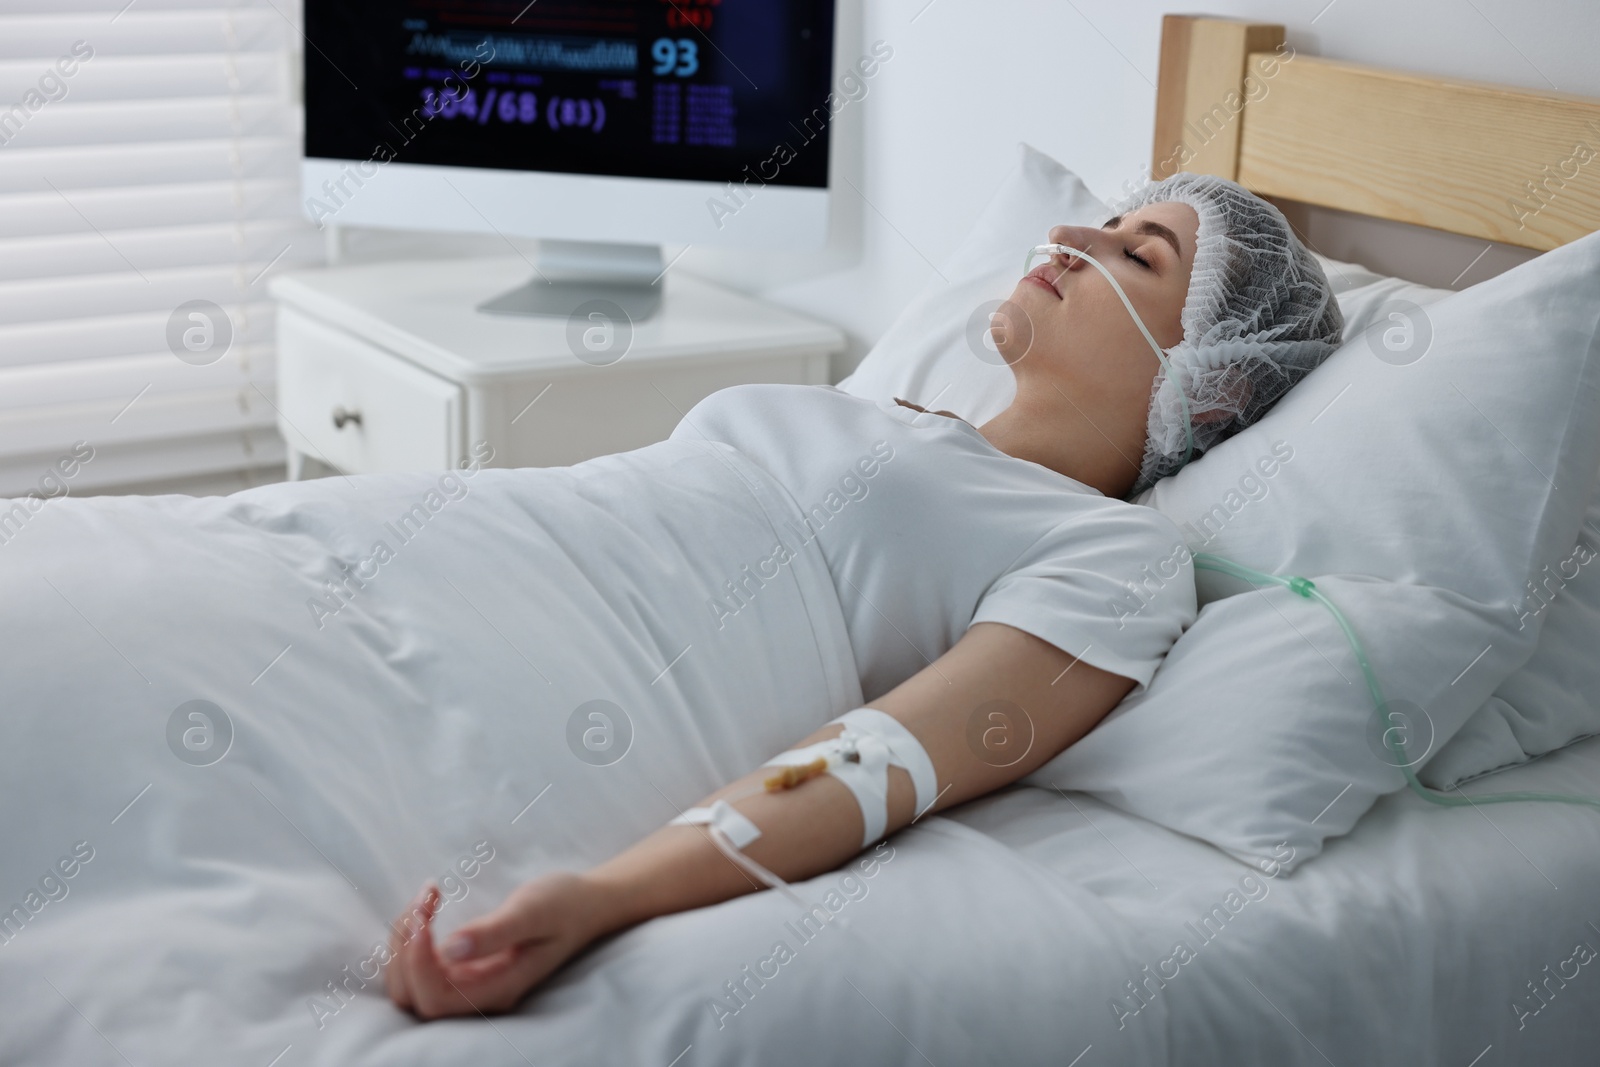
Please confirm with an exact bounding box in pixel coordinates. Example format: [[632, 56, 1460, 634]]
[[1025, 243, 1600, 813]]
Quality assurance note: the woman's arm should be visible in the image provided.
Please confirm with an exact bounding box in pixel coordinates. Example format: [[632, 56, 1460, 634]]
[[385, 621, 1136, 1018]]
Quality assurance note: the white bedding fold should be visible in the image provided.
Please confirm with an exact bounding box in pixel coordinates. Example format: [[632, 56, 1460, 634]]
[[0, 439, 885, 1064]]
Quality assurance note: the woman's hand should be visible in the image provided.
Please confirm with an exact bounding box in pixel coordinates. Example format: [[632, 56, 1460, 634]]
[[384, 871, 613, 1019]]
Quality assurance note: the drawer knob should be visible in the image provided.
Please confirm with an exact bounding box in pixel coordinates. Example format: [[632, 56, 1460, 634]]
[[332, 406, 363, 430]]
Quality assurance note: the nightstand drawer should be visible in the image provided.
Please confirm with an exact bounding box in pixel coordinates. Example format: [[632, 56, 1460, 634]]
[[276, 309, 462, 473]]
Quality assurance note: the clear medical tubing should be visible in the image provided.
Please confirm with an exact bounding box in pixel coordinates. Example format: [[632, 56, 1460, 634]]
[[1024, 243, 1196, 471], [703, 793, 820, 914], [1192, 552, 1600, 812], [685, 777, 856, 931]]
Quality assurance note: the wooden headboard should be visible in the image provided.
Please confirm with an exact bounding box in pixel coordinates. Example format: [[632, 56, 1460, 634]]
[[1153, 15, 1600, 252]]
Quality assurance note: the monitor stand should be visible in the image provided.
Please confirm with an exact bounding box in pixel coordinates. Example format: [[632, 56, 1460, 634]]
[[477, 239, 665, 321]]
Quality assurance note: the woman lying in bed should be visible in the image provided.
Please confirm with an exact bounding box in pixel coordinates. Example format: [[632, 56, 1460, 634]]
[[384, 173, 1344, 1018]]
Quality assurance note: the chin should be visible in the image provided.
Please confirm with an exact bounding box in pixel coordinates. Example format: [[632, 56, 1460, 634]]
[[987, 296, 1038, 366]]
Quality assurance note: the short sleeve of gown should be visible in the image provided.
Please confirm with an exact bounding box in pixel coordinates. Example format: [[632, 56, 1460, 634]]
[[967, 503, 1197, 693]]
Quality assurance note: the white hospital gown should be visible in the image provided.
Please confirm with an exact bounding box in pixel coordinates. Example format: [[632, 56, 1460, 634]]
[[669, 383, 1197, 702]]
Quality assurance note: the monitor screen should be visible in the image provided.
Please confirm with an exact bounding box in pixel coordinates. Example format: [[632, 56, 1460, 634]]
[[304, 0, 837, 190]]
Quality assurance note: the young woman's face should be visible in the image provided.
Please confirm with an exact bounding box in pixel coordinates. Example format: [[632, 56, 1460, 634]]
[[994, 201, 1201, 427]]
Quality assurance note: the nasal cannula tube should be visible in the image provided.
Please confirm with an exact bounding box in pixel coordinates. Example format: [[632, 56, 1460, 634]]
[[1025, 243, 1196, 471]]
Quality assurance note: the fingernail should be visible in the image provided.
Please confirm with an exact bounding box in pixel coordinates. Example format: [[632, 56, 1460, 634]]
[[441, 933, 472, 961]]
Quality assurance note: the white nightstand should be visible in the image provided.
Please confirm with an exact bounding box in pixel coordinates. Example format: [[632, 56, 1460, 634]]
[[267, 256, 846, 478]]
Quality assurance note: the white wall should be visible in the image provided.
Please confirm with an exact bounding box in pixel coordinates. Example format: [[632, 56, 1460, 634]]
[[336, 0, 1600, 380]]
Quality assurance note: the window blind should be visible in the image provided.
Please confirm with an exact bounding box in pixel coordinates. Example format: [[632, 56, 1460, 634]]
[[0, 0, 322, 495]]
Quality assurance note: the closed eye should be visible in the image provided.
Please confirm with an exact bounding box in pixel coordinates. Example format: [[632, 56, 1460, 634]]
[[1124, 247, 1152, 270]]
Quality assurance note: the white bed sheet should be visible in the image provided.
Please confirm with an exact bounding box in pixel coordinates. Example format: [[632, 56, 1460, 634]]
[[950, 733, 1600, 1065], [11, 741, 1597, 1067]]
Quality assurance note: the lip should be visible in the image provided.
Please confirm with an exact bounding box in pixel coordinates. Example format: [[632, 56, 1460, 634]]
[[1024, 264, 1063, 298]]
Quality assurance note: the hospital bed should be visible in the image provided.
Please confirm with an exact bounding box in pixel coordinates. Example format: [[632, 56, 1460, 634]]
[[3, 14, 1600, 1067]]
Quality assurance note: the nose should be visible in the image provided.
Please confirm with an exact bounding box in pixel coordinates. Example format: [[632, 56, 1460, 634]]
[[1046, 224, 1102, 271]]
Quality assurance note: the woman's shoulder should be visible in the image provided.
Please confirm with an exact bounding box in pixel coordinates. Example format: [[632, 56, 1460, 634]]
[[685, 381, 864, 416], [679, 382, 904, 436]]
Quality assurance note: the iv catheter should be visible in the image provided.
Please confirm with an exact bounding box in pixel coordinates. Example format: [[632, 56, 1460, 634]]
[[670, 706, 938, 930]]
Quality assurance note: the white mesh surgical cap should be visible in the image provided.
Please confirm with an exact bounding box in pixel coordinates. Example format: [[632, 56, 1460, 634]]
[[1113, 172, 1344, 497]]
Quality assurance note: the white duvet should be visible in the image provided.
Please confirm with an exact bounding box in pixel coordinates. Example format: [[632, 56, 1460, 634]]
[[0, 440, 1167, 1066], [7, 439, 1596, 1066]]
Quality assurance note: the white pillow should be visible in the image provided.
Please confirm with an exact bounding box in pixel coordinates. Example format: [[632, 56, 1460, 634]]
[[835, 141, 1110, 424], [1140, 231, 1600, 612], [1225, 256, 1600, 791], [1311, 253, 1451, 334], [1043, 229, 1600, 870], [1421, 475, 1600, 787], [1024, 576, 1508, 869], [1159, 252, 1600, 795]]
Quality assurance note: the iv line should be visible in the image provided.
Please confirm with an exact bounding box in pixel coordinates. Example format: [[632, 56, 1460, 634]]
[[686, 243, 1598, 908]]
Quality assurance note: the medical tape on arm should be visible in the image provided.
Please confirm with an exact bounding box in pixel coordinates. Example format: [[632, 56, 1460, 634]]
[[664, 707, 936, 919], [666, 797, 823, 913], [760, 706, 939, 849]]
